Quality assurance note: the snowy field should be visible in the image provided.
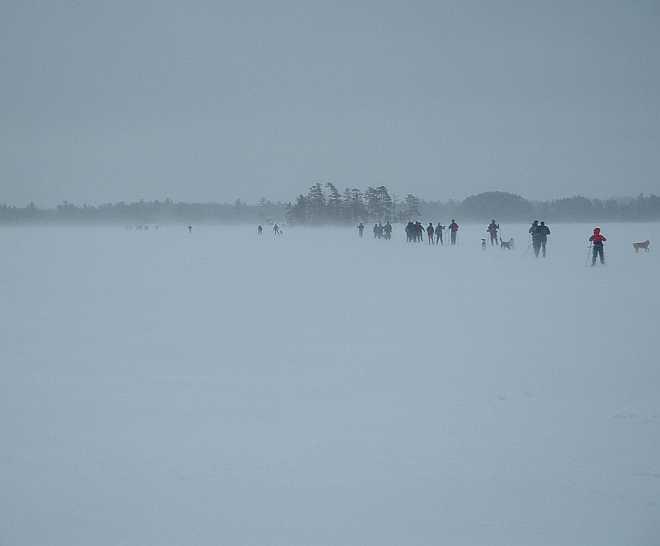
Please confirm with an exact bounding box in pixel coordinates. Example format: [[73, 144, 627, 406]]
[[1, 222, 659, 546]]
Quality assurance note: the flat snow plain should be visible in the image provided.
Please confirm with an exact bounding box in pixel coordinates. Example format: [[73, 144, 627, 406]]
[[1, 223, 659, 546]]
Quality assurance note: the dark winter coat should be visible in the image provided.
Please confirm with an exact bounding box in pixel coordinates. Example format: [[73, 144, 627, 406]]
[[537, 225, 550, 240]]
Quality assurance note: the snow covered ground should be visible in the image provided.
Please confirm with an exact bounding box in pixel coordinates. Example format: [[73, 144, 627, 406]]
[[1, 222, 659, 546]]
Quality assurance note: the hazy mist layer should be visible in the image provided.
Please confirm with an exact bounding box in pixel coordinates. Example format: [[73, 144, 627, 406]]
[[1, 0, 659, 206]]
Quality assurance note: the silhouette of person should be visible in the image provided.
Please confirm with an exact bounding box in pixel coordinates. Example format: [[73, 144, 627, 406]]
[[426, 223, 435, 244], [487, 220, 499, 246], [435, 223, 444, 245], [589, 227, 607, 266], [537, 221, 551, 257], [449, 220, 459, 245]]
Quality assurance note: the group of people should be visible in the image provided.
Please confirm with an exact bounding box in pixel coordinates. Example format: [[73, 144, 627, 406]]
[[367, 222, 393, 239], [528, 221, 609, 265], [528, 220, 551, 258], [403, 220, 460, 245], [257, 223, 282, 235], [254, 219, 611, 267]]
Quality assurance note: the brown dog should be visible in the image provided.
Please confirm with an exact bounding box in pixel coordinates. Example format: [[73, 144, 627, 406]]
[[632, 240, 650, 253]]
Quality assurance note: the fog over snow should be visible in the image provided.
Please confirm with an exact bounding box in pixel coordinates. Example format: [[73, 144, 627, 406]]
[[1, 223, 659, 546], [2, 1, 660, 205]]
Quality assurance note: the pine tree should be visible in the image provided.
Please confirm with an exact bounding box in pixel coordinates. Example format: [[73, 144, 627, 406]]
[[365, 186, 382, 221], [376, 186, 393, 222], [325, 183, 342, 223], [286, 194, 309, 224], [307, 183, 326, 224], [402, 194, 420, 220], [350, 188, 366, 222], [341, 188, 354, 223]]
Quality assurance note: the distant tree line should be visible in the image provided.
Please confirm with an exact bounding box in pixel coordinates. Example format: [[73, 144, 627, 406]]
[[0, 198, 287, 225], [2, 189, 660, 225], [284, 186, 660, 224]]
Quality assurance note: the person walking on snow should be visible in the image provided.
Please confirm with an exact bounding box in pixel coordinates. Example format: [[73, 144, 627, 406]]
[[487, 220, 499, 246], [435, 223, 444, 245], [589, 227, 607, 266], [357, 223, 365, 238], [415, 222, 424, 242], [426, 223, 435, 244], [384, 222, 392, 240], [537, 221, 551, 257], [257, 225, 263, 235], [529, 220, 540, 257], [449, 220, 459, 245]]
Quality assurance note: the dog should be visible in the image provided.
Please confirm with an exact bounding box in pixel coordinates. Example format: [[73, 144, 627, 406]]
[[632, 240, 650, 253], [500, 237, 514, 250]]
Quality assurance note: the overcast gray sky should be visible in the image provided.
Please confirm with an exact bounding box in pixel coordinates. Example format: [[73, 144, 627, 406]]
[[1, 0, 659, 206]]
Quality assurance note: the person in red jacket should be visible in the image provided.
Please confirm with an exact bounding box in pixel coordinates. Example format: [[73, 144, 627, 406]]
[[589, 227, 607, 266], [449, 219, 459, 245]]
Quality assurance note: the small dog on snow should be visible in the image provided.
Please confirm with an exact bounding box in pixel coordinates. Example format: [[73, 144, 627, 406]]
[[500, 237, 514, 250], [632, 240, 650, 253]]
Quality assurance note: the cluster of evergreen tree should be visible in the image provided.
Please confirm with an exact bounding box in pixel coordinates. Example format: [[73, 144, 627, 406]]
[[285, 183, 422, 224], [2, 190, 660, 225]]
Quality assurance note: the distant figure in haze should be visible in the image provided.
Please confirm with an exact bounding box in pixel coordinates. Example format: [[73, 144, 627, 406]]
[[449, 220, 459, 245], [415, 221, 424, 242], [426, 223, 435, 244], [435, 223, 444, 245], [383, 222, 392, 240], [188, 225, 192, 233], [537, 221, 551, 257], [481, 238, 487, 250], [487, 220, 499, 246], [589, 227, 607, 266], [405, 221, 414, 243], [529, 220, 540, 257], [257, 225, 263, 235], [357, 223, 365, 238], [273, 223, 280, 235]]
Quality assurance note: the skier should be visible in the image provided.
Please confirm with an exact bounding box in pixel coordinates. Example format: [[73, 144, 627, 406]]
[[405, 221, 414, 242], [537, 221, 551, 257], [589, 227, 607, 266], [426, 223, 435, 244], [529, 220, 540, 257], [487, 220, 499, 246], [187, 225, 192, 233], [383, 222, 392, 240], [415, 221, 424, 242], [449, 219, 459, 245], [435, 223, 444, 245], [273, 223, 280, 235], [257, 225, 263, 235], [358, 223, 365, 238]]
